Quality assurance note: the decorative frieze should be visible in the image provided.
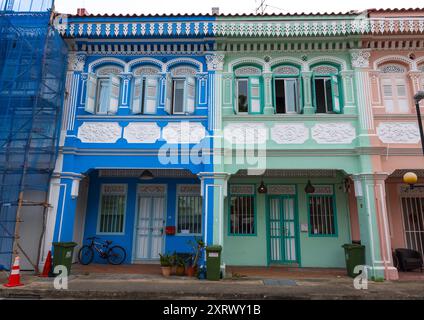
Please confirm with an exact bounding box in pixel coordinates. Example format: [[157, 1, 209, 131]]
[[377, 123, 420, 144], [123, 123, 161, 144], [177, 184, 201, 196], [59, 18, 424, 39], [162, 122, 206, 144], [230, 185, 255, 195], [311, 123, 356, 144], [138, 184, 167, 196], [268, 185, 296, 195], [271, 124, 309, 144], [77, 122, 122, 143], [224, 123, 268, 144], [310, 185, 334, 195]]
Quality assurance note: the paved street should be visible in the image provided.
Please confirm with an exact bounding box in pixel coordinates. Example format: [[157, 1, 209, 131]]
[[0, 267, 423, 300]]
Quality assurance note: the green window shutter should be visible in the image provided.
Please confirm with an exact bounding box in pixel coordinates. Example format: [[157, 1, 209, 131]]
[[85, 73, 97, 114], [144, 76, 158, 114], [107, 74, 120, 114], [331, 75, 341, 113], [311, 75, 317, 113], [249, 77, 261, 113], [164, 73, 173, 114], [132, 77, 143, 114], [184, 76, 196, 114]]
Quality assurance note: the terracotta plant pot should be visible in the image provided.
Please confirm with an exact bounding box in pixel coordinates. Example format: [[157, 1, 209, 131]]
[[186, 266, 196, 277], [176, 265, 185, 276], [161, 266, 172, 277]]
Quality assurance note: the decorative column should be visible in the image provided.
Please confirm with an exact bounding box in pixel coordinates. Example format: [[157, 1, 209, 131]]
[[301, 71, 314, 114], [119, 73, 133, 110], [350, 49, 374, 143], [263, 72, 274, 115], [340, 70, 356, 115], [352, 174, 398, 280], [206, 53, 225, 132], [64, 52, 86, 135], [198, 172, 229, 271], [52, 173, 85, 243]]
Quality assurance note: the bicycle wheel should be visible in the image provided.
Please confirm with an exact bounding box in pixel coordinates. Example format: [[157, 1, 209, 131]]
[[107, 246, 126, 265], [78, 246, 94, 265]]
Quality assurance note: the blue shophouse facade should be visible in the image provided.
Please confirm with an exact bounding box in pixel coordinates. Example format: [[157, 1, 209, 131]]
[[45, 14, 224, 264]]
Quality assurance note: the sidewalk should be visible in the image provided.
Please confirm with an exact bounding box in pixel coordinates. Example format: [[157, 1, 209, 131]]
[[1, 267, 424, 300]]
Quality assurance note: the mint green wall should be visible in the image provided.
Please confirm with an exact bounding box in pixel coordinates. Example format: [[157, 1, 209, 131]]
[[223, 175, 351, 268]]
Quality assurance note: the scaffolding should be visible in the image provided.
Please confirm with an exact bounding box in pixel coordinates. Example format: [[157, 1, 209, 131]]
[[0, 0, 67, 271]]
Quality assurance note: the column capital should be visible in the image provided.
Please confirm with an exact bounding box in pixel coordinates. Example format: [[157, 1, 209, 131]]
[[197, 172, 231, 181], [205, 52, 225, 72], [352, 173, 389, 182], [350, 49, 371, 69], [68, 51, 87, 72]]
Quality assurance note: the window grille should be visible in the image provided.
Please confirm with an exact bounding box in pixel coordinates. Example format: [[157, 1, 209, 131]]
[[230, 185, 255, 235], [133, 66, 160, 76], [235, 66, 261, 77], [308, 191, 336, 236], [176, 185, 202, 235], [273, 65, 300, 76], [312, 65, 338, 75], [401, 196, 424, 258], [98, 184, 127, 234], [380, 64, 406, 74]]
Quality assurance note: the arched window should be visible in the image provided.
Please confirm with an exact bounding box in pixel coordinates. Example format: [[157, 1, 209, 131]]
[[234, 66, 262, 114], [272, 65, 301, 114], [311, 64, 342, 114], [164, 65, 197, 115], [379, 64, 409, 113], [131, 65, 161, 115], [85, 65, 123, 115]]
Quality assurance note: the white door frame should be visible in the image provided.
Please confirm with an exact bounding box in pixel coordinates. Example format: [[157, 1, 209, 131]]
[[132, 184, 167, 263]]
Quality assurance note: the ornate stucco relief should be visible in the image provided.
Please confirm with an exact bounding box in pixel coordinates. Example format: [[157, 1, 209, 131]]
[[350, 50, 371, 68], [311, 123, 356, 144], [162, 122, 206, 144], [206, 53, 225, 71], [223, 123, 268, 144], [123, 123, 161, 144], [77, 122, 122, 143], [377, 123, 420, 144], [271, 124, 309, 144]]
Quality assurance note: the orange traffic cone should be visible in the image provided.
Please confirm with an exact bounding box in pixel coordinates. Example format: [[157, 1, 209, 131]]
[[40, 251, 52, 278], [3, 256, 24, 287]]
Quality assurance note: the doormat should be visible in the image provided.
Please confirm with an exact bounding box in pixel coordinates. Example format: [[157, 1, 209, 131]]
[[263, 279, 297, 286]]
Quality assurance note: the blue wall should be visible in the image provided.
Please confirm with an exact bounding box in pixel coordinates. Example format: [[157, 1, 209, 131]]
[[83, 171, 202, 264]]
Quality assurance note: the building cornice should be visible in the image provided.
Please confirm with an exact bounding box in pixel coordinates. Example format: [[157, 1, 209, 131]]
[[56, 17, 424, 39]]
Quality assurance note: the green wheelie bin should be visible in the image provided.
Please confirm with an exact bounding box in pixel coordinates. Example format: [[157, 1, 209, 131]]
[[206, 245, 222, 281], [342, 243, 366, 278], [52, 242, 78, 276]]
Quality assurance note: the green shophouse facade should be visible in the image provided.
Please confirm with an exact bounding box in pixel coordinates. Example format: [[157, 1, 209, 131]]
[[205, 13, 398, 280]]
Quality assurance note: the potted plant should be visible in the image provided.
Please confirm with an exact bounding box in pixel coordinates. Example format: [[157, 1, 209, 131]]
[[175, 257, 186, 276], [187, 238, 205, 277], [159, 254, 172, 277]]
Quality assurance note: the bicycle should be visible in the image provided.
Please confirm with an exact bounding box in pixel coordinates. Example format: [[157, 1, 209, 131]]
[[78, 236, 127, 265]]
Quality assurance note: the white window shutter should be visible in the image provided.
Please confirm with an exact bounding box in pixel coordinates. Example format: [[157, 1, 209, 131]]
[[249, 77, 261, 113], [396, 78, 409, 113], [85, 73, 97, 114], [381, 78, 394, 113], [164, 73, 173, 114], [108, 74, 120, 114], [184, 76, 196, 114], [132, 77, 143, 114], [144, 77, 158, 114], [331, 76, 341, 113]]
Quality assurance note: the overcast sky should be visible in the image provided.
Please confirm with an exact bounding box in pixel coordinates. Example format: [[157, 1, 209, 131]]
[[54, 0, 424, 15]]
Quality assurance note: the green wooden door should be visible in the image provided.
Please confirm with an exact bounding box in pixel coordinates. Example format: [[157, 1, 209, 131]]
[[268, 196, 298, 264]]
